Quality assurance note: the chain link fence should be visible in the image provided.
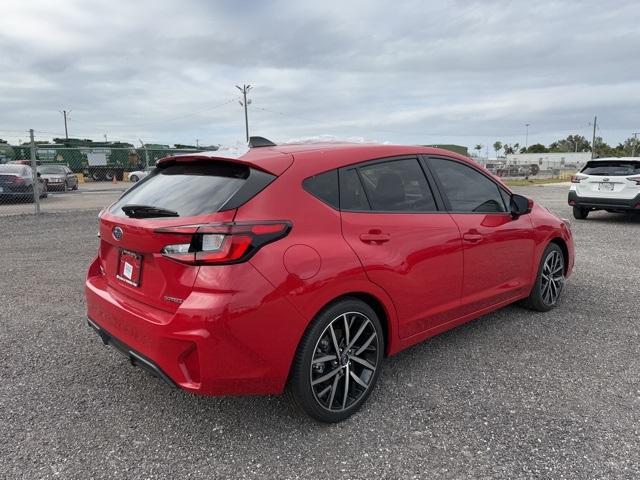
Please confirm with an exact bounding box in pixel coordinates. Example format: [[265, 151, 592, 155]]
[[0, 132, 209, 217]]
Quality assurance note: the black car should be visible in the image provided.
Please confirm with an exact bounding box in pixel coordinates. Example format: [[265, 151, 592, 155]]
[[0, 164, 47, 201]]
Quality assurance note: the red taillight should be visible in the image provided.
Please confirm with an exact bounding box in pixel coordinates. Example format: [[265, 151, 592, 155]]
[[627, 176, 640, 185], [571, 174, 587, 183], [12, 176, 26, 185], [157, 221, 291, 265]]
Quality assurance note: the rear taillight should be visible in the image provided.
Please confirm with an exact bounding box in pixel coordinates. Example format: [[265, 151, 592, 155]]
[[571, 174, 587, 183], [157, 221, 291, 265], [626, 176, 640, 185], [12, 176, 26, 185]]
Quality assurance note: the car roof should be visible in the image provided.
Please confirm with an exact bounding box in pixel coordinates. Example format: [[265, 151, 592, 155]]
[[158, 142, 480, 176], [587, 157, 640, 162], [270, 143, 480, 175]]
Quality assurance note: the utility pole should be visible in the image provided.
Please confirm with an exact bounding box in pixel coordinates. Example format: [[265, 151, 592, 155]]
[[236, 84, 252, 142], [591, 116, 597, 159], [632, 132, 639, 157], [139, 139, 150, 169], [29, 129, 40, 214], [196, 139, 199, 148], [62, 110, 70, 140], [525, 123, 530, 150]]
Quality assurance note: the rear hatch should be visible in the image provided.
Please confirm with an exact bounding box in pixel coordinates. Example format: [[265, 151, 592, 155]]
[[575, 160, 640, 198], [98, 159, 276, 313]]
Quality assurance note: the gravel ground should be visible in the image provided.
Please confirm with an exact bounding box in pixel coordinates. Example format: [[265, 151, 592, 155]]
[[1, 185, 638, 479], [0, 182, 125, 217]]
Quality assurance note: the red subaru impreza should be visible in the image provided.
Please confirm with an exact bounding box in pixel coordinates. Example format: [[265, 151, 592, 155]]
[[86, 139, 574, 422]]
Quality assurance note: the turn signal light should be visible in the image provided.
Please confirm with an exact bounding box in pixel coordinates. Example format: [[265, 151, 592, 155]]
[[157, 221, 291, 265]]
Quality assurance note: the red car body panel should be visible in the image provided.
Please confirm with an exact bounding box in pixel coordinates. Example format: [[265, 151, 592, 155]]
[[85, 143, 574, 396]]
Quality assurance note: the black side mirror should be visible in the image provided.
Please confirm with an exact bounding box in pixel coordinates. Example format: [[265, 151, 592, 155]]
[[510, 193, 531, 217]]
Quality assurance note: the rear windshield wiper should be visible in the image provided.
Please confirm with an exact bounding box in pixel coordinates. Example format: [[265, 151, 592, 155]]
[[121, 204, 179, 218]]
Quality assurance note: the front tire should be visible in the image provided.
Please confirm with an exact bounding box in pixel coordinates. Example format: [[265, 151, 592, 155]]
[[573, 206, 589, 219], [521, 243, 565, 312], [130, 175, 139, 182], [289, 298, 384, 423]]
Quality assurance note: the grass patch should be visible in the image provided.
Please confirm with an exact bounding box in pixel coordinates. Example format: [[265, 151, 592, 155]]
[[504, 177, 570, 187]]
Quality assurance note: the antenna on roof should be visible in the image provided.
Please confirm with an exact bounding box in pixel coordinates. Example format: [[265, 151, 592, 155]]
[[248, 136, 276, 148]]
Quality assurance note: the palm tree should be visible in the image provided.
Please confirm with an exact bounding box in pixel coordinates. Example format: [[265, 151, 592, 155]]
[[474, 144, 483, 157], [493, 141, 503, 158]]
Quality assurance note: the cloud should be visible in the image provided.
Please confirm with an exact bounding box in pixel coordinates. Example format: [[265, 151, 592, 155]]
[[0, 0, 638, 149]]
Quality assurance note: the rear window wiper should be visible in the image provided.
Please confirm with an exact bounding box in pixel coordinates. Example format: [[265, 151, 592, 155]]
[[121, 204, 179, 218]]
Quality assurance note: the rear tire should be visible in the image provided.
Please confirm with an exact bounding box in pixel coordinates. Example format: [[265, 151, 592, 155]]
[[572, 206, 588, 219], [521, 243, 565, 312], [289, 298, 384, 423]]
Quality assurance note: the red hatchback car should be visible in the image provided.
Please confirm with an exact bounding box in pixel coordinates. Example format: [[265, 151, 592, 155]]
[[86, 140, 574, 422]]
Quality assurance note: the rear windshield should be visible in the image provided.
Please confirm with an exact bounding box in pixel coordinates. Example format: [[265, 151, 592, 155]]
[[110, 162, 251, 218], [38, 165, 65, 174], [582, 160, 640, 176]]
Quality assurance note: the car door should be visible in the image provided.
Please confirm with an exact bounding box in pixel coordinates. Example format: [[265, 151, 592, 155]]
[[425, 156, 535, 315], [339, 156, 463, 339]]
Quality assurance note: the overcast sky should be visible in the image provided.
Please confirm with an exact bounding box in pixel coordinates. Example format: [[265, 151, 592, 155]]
[[1, 0, 639, 151]]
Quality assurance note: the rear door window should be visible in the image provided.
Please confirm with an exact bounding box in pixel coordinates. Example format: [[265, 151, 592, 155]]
[[110, 162, 272, 218], [582, 160, 640, 176], [357, 158, 437, 212]]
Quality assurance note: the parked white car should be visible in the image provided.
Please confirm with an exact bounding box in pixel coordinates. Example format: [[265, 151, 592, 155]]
[[128, 167, 154, 182], [568, 157, 640, 219]]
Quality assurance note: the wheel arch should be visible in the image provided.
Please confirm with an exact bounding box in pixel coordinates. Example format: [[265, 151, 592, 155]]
[[549, 237, 569, 274], [339, 292, 391, 355], [294, 290, 395, 360]]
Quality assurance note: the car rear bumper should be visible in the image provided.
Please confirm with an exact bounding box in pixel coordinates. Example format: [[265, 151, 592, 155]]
[[87, 317, 177, 388], [0, 185, 33, 196], [85, 256, 306, 396], [568, 191, 640, 210]]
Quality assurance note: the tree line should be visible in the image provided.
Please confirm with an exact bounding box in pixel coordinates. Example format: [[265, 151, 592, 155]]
[[472, 135, 638, 159]]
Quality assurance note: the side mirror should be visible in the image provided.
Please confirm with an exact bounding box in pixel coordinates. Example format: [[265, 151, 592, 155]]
[[37, 172, 41, 177], [510, 193, 531, 217]]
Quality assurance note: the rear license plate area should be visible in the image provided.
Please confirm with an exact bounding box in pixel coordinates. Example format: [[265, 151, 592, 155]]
[[117, 250, 142, 287], [598, 182, 614, 191]]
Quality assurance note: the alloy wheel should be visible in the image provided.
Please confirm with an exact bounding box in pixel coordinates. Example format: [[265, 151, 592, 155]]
[[540, 250, 564, 306], [309, 312, 379, 412]]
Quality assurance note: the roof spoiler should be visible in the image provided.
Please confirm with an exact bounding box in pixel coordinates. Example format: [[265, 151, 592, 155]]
[[248, 136, 276, 148]]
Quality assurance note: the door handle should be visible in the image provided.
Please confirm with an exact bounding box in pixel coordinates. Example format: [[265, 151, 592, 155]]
[[462, 231, 483, 243], [359, 232, 390, 243]]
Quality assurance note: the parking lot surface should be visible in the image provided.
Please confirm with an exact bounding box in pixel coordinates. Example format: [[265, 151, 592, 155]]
[[1, 185, 638, 479], [0, 182, 126, 216]]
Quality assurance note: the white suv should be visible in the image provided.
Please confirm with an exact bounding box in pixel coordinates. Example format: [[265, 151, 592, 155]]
[[568, 157, 640, 219]]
